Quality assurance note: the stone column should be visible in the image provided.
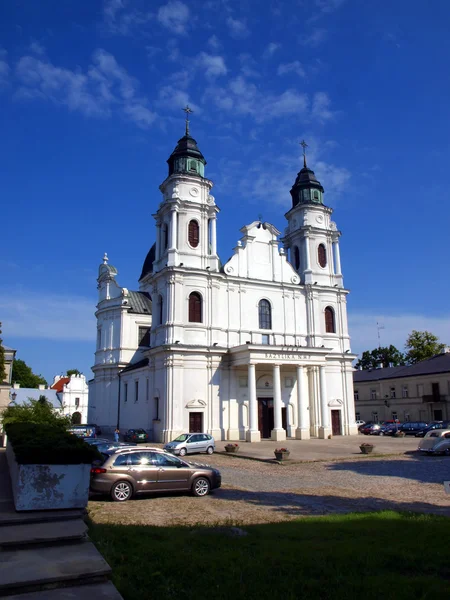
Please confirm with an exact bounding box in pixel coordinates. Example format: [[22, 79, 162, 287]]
[[155, 221, 161, 261], [334, 240, 342, 275], [169, 209, 177, 250], [246, 363, 260, 442], [304, 236, 311, 271], [318, 365, 331, 439], [295, 365, 310, 440], [271, 364, 286, 441]]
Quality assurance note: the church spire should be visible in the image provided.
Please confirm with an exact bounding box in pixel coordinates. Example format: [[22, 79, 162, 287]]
[[182, 105, 193, 136], [300, 139, 308, 169], [167, 106, 206, 177], [289, 140, 324, 208]]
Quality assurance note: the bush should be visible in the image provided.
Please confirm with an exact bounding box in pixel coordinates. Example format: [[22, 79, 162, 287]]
[[2, 397, 71, 429], [5, 422, 102, 465]]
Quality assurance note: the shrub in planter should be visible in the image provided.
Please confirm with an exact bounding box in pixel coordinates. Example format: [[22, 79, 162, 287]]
[[5, 422, 102, 511], [225, 443, 239, 453], [274, 447, 290, 460], [360, 443, 374, 454]]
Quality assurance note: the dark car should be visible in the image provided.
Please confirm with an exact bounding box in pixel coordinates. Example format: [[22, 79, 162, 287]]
[[123, 428, 149, 443], [359, 421, 375, 433], [83, 438, 111, 445], [360, 423, 382, 435], [400, 421, 428, 435], [90, 447, 221, 502], [414, 422, 444, 438], [378, 423, 401, 436]]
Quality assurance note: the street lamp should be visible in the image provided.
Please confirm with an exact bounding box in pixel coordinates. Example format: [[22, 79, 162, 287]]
[[11, 392, 17, 403]]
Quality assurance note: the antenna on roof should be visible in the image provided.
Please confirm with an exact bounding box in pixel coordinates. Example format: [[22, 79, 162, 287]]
[[377, 321, 385, 348]]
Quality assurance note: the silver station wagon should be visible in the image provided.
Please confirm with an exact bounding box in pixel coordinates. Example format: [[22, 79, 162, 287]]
[[418, 429, 450, 455], [164, 433, 215, 456]]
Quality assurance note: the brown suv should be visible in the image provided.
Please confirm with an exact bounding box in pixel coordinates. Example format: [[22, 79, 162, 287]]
[[90, 447, 221, 502]]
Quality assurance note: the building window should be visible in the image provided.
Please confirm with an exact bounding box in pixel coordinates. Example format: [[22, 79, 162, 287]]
[[404, 412, 410, 422], [354, 390, 359, 401], [124, 383, 128, 403], [370, 389, 377, 400], [313, 190, 319, 200], [189, 160, 197, 172], [188, 220, 199, 248], [355, 412, 361, 421], [390, 387, 396, 399], [402, 385, 408, 398], [325, 306, 335, 333], [138, 327, 151, 347], [97, 328, 102, 350], [294, 246, 300, 270], [417, 384, 424, 397], [258, 299, 272, 330], [372, 411, 378, 422], [75, 397, 80, 409], [154, 397, 160, 420], [189, 292, 202, 323], [392, 412, 398, 421], [162, 223, 168, 250], [135, 380, 139, 402], [261, 334, 270, 345], [158, 295, 163, 325], [318, 243, 327, 268]]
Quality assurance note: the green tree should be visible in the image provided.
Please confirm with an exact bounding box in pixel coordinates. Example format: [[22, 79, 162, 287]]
[[0, 323, 6, 383], [2, 397, 71, 429], [11, 358, 47, 389], [355, 345, 406, 370], [405, 330, 446, 364], [66, 369, 81, 377]]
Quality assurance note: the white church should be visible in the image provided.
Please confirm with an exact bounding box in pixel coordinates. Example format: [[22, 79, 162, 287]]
[[88, 114, 357, 442]]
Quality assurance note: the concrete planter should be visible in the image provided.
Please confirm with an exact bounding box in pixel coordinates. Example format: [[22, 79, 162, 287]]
[[360, 444, 374, 455], [274, 451, 290, 461], [225, 445, 239, 453], [6, 443, 91, 512]]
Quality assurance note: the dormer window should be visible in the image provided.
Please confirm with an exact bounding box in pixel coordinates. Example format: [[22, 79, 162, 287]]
[[313, 190, 319, 200]]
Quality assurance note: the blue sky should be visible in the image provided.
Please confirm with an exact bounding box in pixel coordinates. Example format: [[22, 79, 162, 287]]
[[1, 0, 449, 384]]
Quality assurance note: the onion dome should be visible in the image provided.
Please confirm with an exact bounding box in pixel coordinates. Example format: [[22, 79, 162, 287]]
[[290, 142, 324, 208]]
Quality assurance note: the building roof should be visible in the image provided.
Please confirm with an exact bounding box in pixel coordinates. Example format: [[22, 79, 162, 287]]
[[127, 291, 152, 315], [139, 243, 156, 281], [9, 388, 62, 409], [121, 358, 149, 373], [3, 346, 16, 352], [353, 352, 450, 383], [50, 377, 70, 392]]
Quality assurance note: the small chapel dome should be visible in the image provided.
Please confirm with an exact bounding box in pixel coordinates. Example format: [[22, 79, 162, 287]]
[[139, 243, 156, 281]]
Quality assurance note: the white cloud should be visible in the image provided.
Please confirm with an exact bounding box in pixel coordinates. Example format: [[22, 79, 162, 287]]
[[197, 52, 227, 79], [263, 43, 280, 58], [277, 61, 306, 78], [314, 161, 350, 195], [299, 28, 327, 47], [349, 313, 450, 358], [103, 0, 153, 35], [29, 41, 45, 55], [15, 48, 156, 128], [157, 0, 190, 35], [314, 0, 346, 14], [207, 35, 221, 50], [0, 49, 9, 88], [226, 16, 249, 38], [311, 92, 335, 122], [0, 289, 95, 341]]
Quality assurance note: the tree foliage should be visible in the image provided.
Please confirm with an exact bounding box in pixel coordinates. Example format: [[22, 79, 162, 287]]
[[11, 358, 47, 389], [2, 397, 71, 429], [66, 369, 81, 377], [405, 330, 446, 365], [0, 323, 6, 384], [355, 345, 405, 370]]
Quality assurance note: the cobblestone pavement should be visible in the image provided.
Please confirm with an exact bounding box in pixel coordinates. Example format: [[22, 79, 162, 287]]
[[88, 452, 450, 527]]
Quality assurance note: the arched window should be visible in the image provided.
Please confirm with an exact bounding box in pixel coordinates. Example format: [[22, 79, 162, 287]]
[[158, 295, 163, 325], [294, 246, 300, 270], [189, 160, 197, 172], [325, 306, 335, 333], [162, 223, 168, 250], [259, 299, 272, 330], [189, 292, 202, 323], [313, 190, 319, 200], [318, 243, 327, 268], [188, 220, 199, 248]]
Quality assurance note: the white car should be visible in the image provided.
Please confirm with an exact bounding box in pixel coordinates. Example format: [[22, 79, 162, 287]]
[[164, 433, 215, 456], [355, 420, 365, 427]]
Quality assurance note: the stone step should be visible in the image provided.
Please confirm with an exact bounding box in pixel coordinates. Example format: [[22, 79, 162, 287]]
[[0, 504, 84, 527], [0, 540, 111, 594], [2, 581, 124, 599], [0, 519, 87, 548]]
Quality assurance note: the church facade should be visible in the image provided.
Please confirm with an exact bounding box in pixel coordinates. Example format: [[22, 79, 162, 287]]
[[88, 121, 357, 442]]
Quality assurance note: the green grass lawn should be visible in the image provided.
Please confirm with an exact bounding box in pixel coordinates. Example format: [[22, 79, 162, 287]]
[[88, 511, 450, 600]]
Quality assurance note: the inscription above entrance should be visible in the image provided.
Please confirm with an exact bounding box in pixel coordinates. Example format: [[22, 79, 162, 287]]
[[264, 353, 308, 360]]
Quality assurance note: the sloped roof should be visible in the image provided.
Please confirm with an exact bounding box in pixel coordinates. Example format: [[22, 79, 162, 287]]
[[127, 291, 152, 315], [50, 377, 70, 392], [353, 353, 450, 383], [121, 358, 149, 373], [9, 388, 62, 409]]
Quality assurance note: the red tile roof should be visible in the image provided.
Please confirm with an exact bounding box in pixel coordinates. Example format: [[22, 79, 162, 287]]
[[50, 377, 70, 392]]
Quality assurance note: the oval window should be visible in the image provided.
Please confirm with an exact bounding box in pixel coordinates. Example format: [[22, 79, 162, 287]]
[[318, 244, 327, 268], [188, 220, 199, 248]]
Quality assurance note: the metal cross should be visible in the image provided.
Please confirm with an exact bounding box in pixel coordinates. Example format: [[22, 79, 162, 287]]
[[182, 105, 193, 135], [300, 139, 308, 167]]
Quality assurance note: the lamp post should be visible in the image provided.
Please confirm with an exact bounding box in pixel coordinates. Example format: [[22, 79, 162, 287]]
[[11, 392, 17, 403]]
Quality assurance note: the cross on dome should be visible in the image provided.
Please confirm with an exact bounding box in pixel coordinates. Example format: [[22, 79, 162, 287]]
[[300, 139, 308, 168], [182, 105, 193, 135], [103, 252, 109, 264]]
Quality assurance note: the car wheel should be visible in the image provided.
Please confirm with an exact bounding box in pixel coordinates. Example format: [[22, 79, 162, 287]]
[[179, 447, 187, 457], [206, 446, 214, 455], [192, 477, 210, 497], [111, 481, 133, 502], [379, 432, 384, 436], [445, 448, 450, 456]]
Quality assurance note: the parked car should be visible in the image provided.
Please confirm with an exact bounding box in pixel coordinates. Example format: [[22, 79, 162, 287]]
[[68, 424, 101, 439], [355, 420, 365, 427], [360, 423, 382, 435], [123, 429, 149, 443], [164, 433, 215, 456], [400, 421, 428, 435], [95, 442, 137, 453], [90, 447, 221, 501], [83, 438, 111, 445], [418, 429, 450, 455], [415, 422, 444, 438], [378, 423, 401, 436]]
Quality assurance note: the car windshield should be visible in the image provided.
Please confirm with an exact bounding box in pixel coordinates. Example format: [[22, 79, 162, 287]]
[[173, 434, 190, 442], [428, 432, 442, 438], [136, 429, 147, 434]]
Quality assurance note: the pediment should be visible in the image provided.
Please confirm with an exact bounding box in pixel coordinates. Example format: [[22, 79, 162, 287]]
[[328, 398, 343, 407], [186, 399, 206, 408]]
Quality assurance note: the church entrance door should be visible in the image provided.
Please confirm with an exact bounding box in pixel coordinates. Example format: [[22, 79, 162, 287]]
[[189, 412, 203, 433], [331, 410, 342, 436], [258, 399, 287, 438]]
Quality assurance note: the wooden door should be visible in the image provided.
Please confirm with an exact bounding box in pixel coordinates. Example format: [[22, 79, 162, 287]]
[[258, 399, 274, 438], [189, 412, 203, 433], [331, 410, 341, 436]]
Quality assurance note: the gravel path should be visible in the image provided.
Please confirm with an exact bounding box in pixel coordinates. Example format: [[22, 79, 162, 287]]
[[88, 453, 450, 527]]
